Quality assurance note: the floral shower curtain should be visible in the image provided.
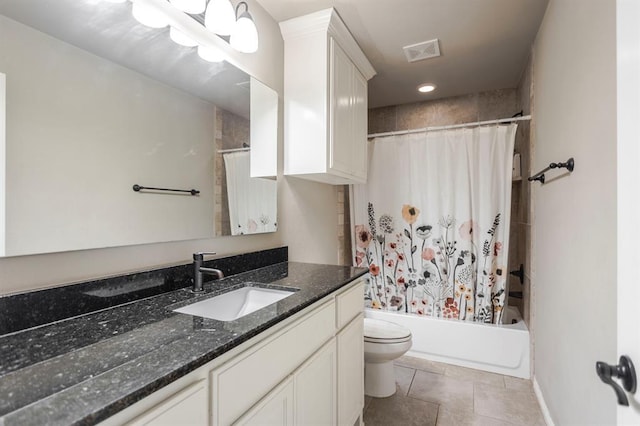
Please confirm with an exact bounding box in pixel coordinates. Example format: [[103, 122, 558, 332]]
[[352, 125, 516, 324]]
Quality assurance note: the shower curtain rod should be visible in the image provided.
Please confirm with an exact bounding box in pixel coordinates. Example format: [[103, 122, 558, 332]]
[[367, 115, 532, 139], [218, 147, 250, 154]]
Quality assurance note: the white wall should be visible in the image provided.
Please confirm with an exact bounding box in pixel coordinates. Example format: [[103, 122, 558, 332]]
[[532, 0, 617, 424], [279, 177, 340, 265], [0, 0, 291, 295]]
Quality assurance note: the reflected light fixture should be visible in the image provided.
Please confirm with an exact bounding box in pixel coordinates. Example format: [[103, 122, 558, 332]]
[[132, 1, 169, 28], [205, 0, 236, 36], [417, 83, 436, 93], [230, 1, 259, 53], [170, 26, 198, 47], [122, 0, 260, 56], [170, 0, 206, 14], [198, 45, 224, 62]]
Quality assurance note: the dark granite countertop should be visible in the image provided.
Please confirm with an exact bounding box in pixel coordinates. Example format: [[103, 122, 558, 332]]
[[0, 262, 367, 426]]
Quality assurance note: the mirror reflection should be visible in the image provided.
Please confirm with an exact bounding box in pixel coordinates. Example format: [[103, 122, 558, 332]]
[[0, 0, 278, 257]]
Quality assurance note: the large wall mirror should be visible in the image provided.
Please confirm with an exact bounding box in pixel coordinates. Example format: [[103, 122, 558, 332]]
[[0, 0, 278, 257]]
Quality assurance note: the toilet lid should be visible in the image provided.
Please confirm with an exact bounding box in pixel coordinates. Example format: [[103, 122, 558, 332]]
[[364, 318, 412, 343]]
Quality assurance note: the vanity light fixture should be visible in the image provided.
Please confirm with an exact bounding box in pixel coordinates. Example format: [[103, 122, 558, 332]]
[[198, 45, 225, 62], [169, 26, 198, 47], [170, 0, 206, 15], [204, 0, 236, 36], [127, 0, 259, 55], [417, 83, 436, 93], [230, 2, 259, 53], [132, 1, 169, 28]]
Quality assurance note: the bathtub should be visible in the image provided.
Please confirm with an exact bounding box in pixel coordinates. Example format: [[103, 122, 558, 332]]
[[365, 306, 530, 379]]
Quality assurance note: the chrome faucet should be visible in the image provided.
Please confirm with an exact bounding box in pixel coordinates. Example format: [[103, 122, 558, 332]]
[[192, 252, 224, 293]]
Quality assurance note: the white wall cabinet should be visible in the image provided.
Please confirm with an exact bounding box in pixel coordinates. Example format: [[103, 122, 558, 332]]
[[281, 8, 376, 185], [102, 279, 364, 426]]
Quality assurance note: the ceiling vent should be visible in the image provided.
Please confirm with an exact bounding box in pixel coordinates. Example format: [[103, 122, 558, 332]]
[[403, 39, 441, 63]]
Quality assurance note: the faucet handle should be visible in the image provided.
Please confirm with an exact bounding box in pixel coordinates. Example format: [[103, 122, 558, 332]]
[[193, 252, 217, 260]]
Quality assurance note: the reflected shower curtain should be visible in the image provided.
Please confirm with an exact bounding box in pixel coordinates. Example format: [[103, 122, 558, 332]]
[[352, 125, 516, 324], [223, 151, 277, 235]]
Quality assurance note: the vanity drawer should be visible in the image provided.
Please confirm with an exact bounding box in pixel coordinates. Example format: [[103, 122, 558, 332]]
[[127, 380, 208, 426], [336, 279, 364, 330], [211, 300, 336, 425]]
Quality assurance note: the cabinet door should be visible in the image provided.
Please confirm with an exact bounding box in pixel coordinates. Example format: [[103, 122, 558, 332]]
[[337, 314, 364, 426], [351, 69, 368, 181], [294, 338, 337, 425], [329, 38, 354, 177], [127, 380, 208, 426], [234, 377, 294, 426]]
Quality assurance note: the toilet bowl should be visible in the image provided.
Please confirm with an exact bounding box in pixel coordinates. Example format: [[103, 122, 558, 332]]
[[364, 318, 412, 398]]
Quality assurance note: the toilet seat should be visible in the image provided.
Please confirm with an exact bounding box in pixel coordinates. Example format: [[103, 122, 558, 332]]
[[364, 318, 412, 344]]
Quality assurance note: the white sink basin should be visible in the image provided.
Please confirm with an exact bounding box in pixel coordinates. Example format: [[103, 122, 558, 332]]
[[174, 286, 296, 321]]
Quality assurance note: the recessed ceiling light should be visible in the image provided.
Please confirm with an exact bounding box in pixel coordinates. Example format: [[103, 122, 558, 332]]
[[417, 83, 436, 93]]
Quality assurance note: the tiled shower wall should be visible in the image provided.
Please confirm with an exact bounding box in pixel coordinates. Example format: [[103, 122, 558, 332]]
[[359, 85, 533, 326], [214, 108, 250, 236]]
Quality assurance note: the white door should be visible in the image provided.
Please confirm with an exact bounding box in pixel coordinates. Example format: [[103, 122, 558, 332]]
[[616, 0, 640, 423]]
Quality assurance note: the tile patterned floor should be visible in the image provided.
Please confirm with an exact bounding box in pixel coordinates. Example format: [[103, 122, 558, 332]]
[[363, 356, 546, 426]]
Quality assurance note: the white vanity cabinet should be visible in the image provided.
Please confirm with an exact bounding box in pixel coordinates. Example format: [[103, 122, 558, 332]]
[[280, 8, 376, 185], [101, 278, 365, 426], [212, 279, 364, 425]]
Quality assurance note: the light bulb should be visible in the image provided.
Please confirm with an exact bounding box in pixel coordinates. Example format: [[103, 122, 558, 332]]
[[132, 2, 169, 29], [417, 84, 436, 93], [230, 11, 258, 53], [170, 0, 206, 15], [204, 0, 236, 36], [170, 26, 198, 47], [198, 45, 224, 63]]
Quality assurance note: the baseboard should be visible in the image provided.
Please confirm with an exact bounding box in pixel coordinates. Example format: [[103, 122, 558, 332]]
[[533, 376, 555, 426]]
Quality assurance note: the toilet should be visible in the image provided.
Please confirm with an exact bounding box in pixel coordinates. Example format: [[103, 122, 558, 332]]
[[363, 318, 413, 398]]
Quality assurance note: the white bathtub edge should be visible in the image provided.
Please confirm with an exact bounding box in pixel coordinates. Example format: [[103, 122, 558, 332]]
[[533, 376, 555, 426], [404, 348, 530, 379], [366, 308, 531, 379]]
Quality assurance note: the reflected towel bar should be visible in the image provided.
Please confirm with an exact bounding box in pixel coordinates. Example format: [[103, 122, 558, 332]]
[[132, 184, 200, 196], [528, 157, 574, 184]]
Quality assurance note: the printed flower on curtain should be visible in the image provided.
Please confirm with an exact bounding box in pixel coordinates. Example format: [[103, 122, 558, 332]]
[[402, 205, 420, 224], [355, 225, 372, 249], [442, 298, 460, 319], [369, 264, 380, 276], [416, 225, 432, 239], [421, 248, 435, 261], [379, 214, 394, 234], [459, 220, 477, 241]]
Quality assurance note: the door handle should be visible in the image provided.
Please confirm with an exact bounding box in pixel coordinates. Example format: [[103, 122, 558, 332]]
[[596, 355, 637, 406]]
